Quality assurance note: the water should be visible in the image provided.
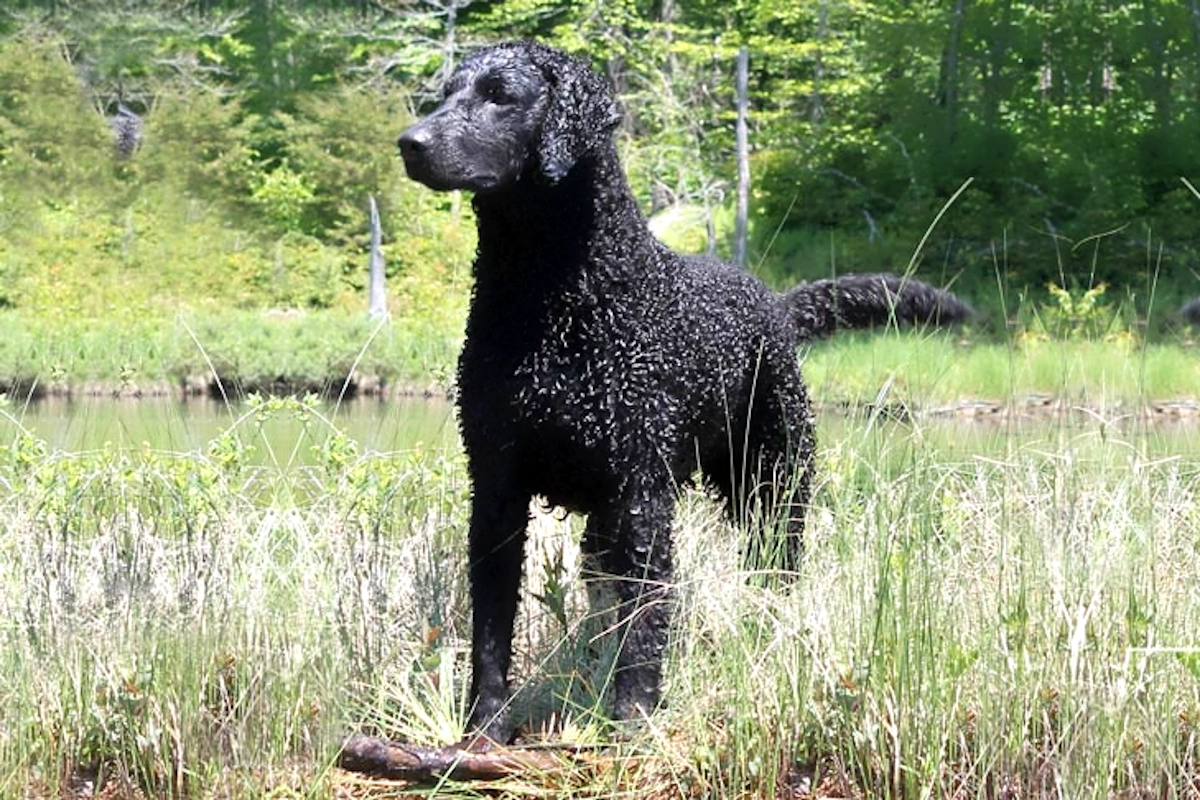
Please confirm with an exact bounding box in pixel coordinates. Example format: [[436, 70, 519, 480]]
[[4, 395, 459, 460], [4, 395, 1199, 464], [823, 409, 1200, 463]]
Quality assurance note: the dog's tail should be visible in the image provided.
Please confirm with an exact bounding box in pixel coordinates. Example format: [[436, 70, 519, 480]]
[[782, 273, 972, 342]]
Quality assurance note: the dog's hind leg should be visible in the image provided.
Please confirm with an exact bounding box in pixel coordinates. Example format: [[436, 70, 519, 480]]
[[580, 477, 676, 723], [740, 446, 812, 575], [735, 370, 815, 575]]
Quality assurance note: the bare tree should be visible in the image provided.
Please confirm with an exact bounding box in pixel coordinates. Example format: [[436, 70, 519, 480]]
[[733, 47, 750, 268], [368, 196, 388, 319]]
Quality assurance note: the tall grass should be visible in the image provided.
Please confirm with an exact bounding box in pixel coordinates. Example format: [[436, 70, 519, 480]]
[[793, 415, 1200, 797], [0, 399, 471, 796], [1, 396, 1198, 797]]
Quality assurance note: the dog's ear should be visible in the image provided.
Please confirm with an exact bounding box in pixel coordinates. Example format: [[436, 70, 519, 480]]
[[529, 46, 622, 183]]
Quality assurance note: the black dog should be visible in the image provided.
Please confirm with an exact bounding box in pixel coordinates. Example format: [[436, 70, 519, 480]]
[[398, 40, 969, 747]]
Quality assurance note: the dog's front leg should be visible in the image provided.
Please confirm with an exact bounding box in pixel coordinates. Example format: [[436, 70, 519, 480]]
[[462, 478, 531, 749]]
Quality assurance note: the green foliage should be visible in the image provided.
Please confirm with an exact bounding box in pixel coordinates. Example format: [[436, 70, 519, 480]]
[[0, 198, 347, 316], [271, 84, 422, 243], [0, 137, 468, 325], [136, 88, 258, 205], [0, 21, 473, 325], [801, 332, 1200, 408], [2, 2, 1200, 353], [0, 37, 112, 195], [1036, 283, 1125, 342], [178, 311, 396, 394]]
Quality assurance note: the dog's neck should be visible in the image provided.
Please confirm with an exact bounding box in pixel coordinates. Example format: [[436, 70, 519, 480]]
[[471, 145, 661, 286]]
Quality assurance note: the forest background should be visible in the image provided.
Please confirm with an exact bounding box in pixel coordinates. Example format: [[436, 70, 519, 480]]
[[2, 0, 1200, 393]]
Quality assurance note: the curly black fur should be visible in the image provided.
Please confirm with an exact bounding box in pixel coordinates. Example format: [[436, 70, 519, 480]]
[[398, 40, 970, 746]]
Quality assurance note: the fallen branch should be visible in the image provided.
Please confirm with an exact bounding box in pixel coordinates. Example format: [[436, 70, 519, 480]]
[[337, 733, 591, 782]]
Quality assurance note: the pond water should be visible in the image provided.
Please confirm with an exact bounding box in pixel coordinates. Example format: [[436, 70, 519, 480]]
[[4, 395, 459, 461], [4, 395, 1200, 464]]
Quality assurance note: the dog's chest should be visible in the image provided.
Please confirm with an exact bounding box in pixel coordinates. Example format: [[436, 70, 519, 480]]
[[460, 291, 673, 456]]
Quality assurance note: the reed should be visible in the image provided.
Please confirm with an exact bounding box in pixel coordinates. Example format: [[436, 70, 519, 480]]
[[2, 390, 1197, 797]]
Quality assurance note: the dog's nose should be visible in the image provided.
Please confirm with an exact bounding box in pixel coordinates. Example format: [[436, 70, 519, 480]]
[[398, 125, 430, 157]]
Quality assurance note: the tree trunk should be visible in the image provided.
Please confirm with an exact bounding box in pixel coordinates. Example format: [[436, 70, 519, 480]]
[[1190, 0, 1200, 105], [734, 47, 750, 269], [981, 0, 1011, 129], [811, 0, 828, 124], [1141, 0, 1171, 124], [939, 0, 967, 143], [1187, 0, 1200, 51]]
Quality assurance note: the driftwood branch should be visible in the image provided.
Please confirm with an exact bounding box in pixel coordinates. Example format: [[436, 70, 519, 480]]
[[337, 733, 591, 782]]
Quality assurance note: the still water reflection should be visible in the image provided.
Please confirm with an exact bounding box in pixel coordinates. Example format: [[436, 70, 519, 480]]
[[4, 395, 1200, 464], [7, 395, 458, 460]]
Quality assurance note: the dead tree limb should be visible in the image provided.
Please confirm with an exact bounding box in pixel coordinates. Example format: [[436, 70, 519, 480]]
[[337, 733, 591, 782]]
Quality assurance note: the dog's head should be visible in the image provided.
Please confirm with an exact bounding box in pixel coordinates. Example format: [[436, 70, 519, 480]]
[[398, 41, 622, 192]]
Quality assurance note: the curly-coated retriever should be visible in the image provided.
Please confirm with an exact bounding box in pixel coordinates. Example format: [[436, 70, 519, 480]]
[[398, 40, 970, 747]]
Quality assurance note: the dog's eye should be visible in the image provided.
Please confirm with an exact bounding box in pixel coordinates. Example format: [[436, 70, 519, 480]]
[[479, 78, 513, 105]]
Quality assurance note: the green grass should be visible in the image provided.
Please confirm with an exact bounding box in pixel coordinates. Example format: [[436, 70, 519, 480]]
[[1, 391, 1198, 798], [803, 332, 1200, 410], [0, 309, 464, 398], [4, 308, 1200, 409]]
